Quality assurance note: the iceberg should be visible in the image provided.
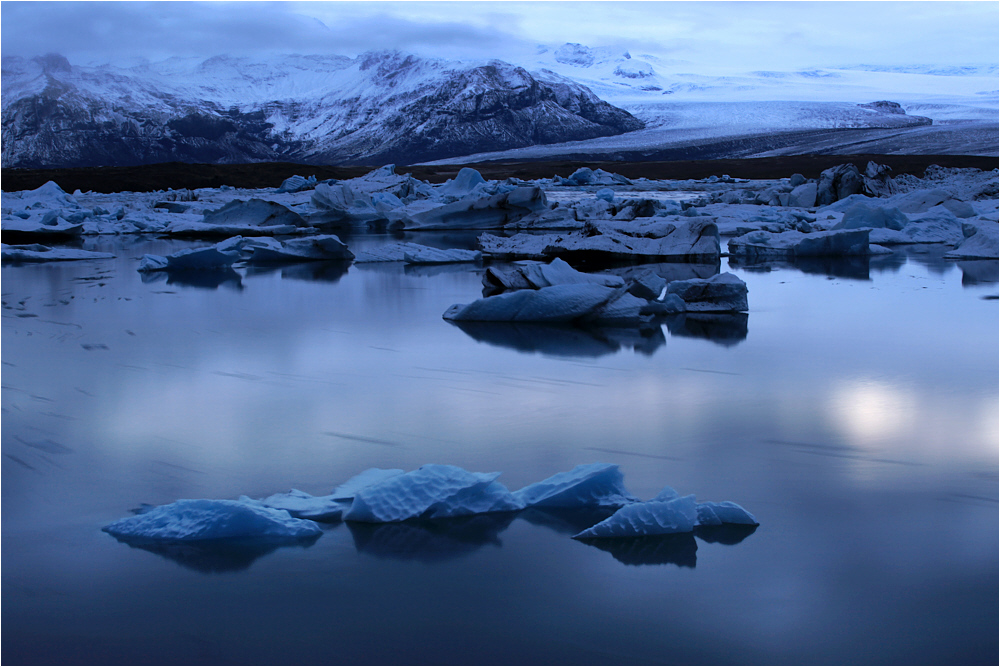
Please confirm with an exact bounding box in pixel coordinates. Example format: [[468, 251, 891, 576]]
[[343, 464, 524, 523], [246, 235, 354, 264], [513, 463, 638, 509], [664, 273, 749, 312], [275, 174, 318, 194], [695, 501, 759, 526], [331, 468, 405, 500], [249, 490, 344, 522], [728, 229, 871, 260], [402, 246, 482, 264], [480, 217, 720, 262], [2, 244, 114, 263], [402, 186, 549, 230], [572, 495, 698, 538], [102, 499, 323, 541], [482, 258, 624, 293], [944, 222, 999, 260], [443, 283, 623, 324], [137, 246, 240, 272]]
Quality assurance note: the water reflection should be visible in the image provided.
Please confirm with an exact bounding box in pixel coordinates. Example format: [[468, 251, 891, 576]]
[[958, 260, 998, 286], [664, 313, 748, 347], [449, 321, 666, 357], [694, 524, 758, 545], [244, 261, 350, 283], [346, 513, 517, 563], [730, 256, 872, 281], [518, 507, 619, 536], [139, 268, 243, 290], [110, 535, 320, 574], [578, 533, 699, 567]]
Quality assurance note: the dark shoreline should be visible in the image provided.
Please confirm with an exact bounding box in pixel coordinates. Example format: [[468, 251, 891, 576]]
[[2, 154, 996, 194]]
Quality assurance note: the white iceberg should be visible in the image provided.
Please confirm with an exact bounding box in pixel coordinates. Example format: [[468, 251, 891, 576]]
[[483, 257, 624, 292], [331, 468, 406, 500], [728, 228, 871, 260], [944, 222, 999, 260], [695, 501, 759, 526], [249, 489, 344, 522], [480, 217, 720, 261], [343, 464, 524, 523], [573, 495, 698, 539], [403, 246, 482, 264], [102, 499, 322, 541], [2, 243, 114, 263], [246, 235, 354, 264], [443, 283, 623, 323], [664, 273, 748, 312], [513, 463, 638, 509], [136, 246, 240, 272]]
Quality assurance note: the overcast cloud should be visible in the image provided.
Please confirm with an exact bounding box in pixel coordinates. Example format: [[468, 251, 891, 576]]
[[2, 1, 997, 71]]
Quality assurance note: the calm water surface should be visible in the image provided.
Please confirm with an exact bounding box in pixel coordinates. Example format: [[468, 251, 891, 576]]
[[2, 235, 997, 665]]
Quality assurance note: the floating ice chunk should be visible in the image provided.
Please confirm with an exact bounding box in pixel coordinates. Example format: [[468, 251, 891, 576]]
[[203, 198, 307, 229], [331, 468, 406, 500], [12, 181, 80, 210], [247, 235, 354, 264], [437, 167, 487, 197], [276, 174, 317, 194], [513, 463, 639, 509], [402, 246, 482, 264], [343, 464, 524, 523], [480, 218, 720, 261], [136, 246, 240, 272], [102, 499, 322, 541], [252, 489, 343, 522], [595, 188, 615, 202], [443, 283, 619, 323], [695, 501, 759, 526], [944, 222, 999, 259], [834, 203, 908, 231], [573, 495, 698, 539], [1, 243, 114, 263], [664, 272, 748, 313], [483, 258, 624, 292], [403, 187, 548, 230], [1, 216, 84, 240], [652, 485, 680, 501], [728, 229, 871, 260], [137, 254, 169, 272]]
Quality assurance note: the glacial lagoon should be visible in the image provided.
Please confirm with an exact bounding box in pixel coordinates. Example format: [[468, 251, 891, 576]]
[[2, 234, 997, 665]]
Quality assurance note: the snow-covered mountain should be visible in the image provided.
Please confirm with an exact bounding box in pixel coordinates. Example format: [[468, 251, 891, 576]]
[[2, 44, 997, 169], [1, 51, 643, 168]]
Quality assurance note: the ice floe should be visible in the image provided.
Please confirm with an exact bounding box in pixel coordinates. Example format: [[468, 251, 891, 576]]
[[2, 243, 114, 263], [729, 228, 872, 260], [513, 463, 639, 508], [483, 257, 625, 293], [480, 217, 720, 261], [574, 495, 699, 538], [245, 490, 344, 522], [343, 464, 524, 522], [103, 499, 323, 541], [138, 245, 240, 272]]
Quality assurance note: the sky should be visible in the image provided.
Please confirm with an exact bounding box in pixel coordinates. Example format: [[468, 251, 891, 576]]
[[2, 1, 998, 72]]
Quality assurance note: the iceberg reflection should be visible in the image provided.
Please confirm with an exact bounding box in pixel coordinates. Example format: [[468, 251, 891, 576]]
[[664, 312, 748, 347], [449, 321, 666, 357], [140, 267, 243, 290], [347, 513, 518, 562], [110, 534, 319, 573], [577, 533, 699, 567]]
